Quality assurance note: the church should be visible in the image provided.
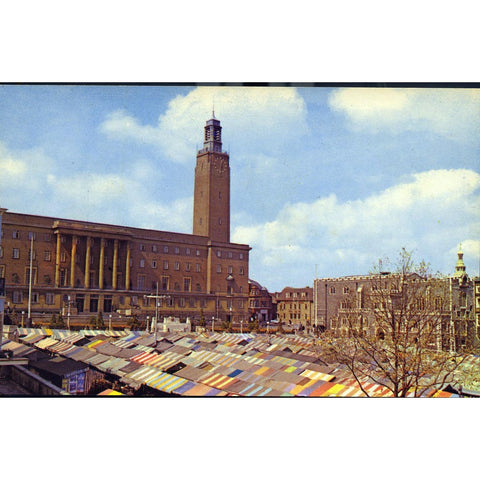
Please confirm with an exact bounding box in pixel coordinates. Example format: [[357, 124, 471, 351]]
[[0, 115, 251, 328]]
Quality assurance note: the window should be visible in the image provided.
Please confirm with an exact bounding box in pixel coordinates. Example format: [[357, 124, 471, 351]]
[[44, 233, 52, 242], [217, 250, 221, 258], [330, 286, 336, 294], [28, 232, 36, 240], [185, 263, 191, 271], [104, 255, 108, 265], [239, 267, 244, 275], [61, 235, 66, 244], [184, 277, 191, 292], [12, 291, 23, 303], [196, 250, 200, 256], [228, 266, 233, 274], [46, 292, 55, 305], [164, 246, 169, 253], [44, 250, 51, 261], [196, 283, 201, 292], [228, 252, 232, 258], [239, 253, 244, 260], [161, 276, 169, 291], [12, 231, 20, 239], [163, 260, 168, 270], [139, 244, 145, 251], [60, 268, 68, 286], [196, 263, 201, 272], [60, 252, 66, 262], [43, 274, 51, 285], [12, 248, 20, 259], [0, 265, 4, 278], [152, 260, 157, 269], [0, 246, 3, 258], [343, 287, 349, 294], [238, 300, 243, 309], [179, 298, 186, 307], [31, 292, 39, 303], [137, 275, 146, 290], [216, 265, 222, 273], [131, 296, 138, 306], [174, 247, 180, 254], [140, 259, 145, 268], [189, 298, 195, 308], [174, 262, 180, 271], [152, 245, 158, 253], [186, 248, 191, 255], [25, 267, 37, 285]]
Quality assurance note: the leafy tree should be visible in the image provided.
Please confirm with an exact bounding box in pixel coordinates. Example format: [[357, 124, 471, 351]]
[[320, 249, 467, 397]]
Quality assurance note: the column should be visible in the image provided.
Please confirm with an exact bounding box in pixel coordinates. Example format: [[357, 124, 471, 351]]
[[55, 232, 61, 287], [125, 242, 131, 291], [85, 236, 91, 288], [112, 239, 118, 290], [99, 238, 105, 289], [70, 235, 77, 287]]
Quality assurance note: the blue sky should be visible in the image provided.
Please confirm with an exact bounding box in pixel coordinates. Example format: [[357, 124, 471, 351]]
[[1, 85, 479, 291]]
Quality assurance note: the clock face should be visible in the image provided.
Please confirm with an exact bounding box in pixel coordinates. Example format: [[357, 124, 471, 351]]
[[212, 156, 227, 173]]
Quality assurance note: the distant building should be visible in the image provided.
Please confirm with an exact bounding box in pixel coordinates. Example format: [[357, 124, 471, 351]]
[[273, 286, 313, 328], [248, 279, 274, 323], [0, 115, 251, 327], [313, 248, 478, 352]]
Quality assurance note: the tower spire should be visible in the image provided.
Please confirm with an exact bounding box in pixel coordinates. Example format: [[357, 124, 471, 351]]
[[453, 243, 467, 278]]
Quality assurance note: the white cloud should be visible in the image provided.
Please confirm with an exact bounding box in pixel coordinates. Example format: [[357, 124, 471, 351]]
[[233, 169, 480, 287], [0, 141, 56, 203], [328, 88, 480, 143], [0, 141, 191, 232], [100, 86, 309, 163]]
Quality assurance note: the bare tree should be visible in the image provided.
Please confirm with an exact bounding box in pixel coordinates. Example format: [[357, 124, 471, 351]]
[[320, 249, 468, 397]]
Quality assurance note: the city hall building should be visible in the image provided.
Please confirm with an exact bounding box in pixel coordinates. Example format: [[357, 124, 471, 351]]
[[0, 115, 251, 327]]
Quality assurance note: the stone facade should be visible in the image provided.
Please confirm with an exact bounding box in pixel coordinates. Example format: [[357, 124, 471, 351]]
[[248, 279, 274, 323], [273, 286, 313, 328], [0, 116, 250, 327], [313, 249, 478, 352]]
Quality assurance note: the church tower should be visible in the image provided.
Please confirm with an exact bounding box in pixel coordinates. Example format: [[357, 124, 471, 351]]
[[193, 114, 230, 243]]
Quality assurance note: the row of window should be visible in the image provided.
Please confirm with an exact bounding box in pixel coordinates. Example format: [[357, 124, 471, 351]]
[[9, 290, 245, 310], [284, 292, 309, 299], [5, 247, 245, 276], [328, 286, 350, 294], [6, 232, 246, 261], [278, 303, 310, 310], [9, 231, 51, 242]]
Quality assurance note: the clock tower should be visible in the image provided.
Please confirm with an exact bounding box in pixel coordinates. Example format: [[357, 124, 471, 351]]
[[193, 114, 230, 243]]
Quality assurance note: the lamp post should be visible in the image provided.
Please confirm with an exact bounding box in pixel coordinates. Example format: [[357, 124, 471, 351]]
[[109, 314, 112, 331], [212, 316, 215, 333], [67, 295, 71, 331], [240, 318, 243, 334], [21, 311, 25, 328], [145, 282, 169, 343]]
